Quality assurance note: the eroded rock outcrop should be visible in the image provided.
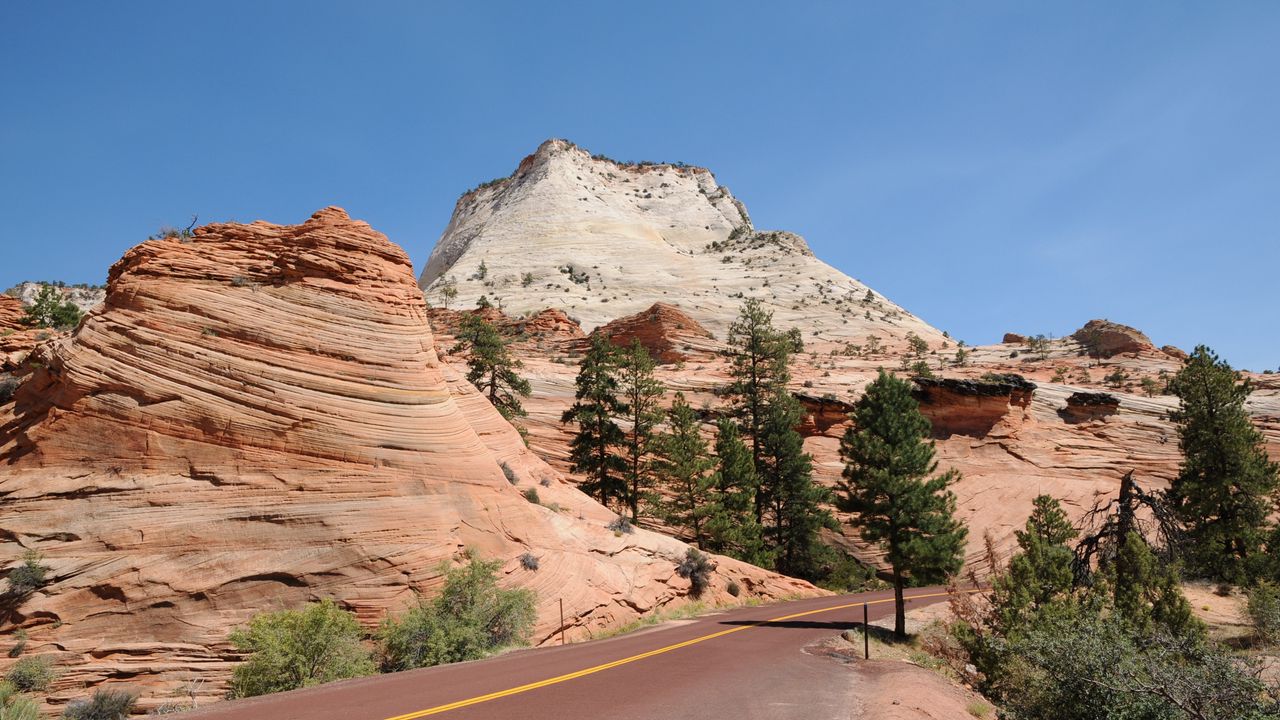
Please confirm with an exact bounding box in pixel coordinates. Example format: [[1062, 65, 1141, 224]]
[[591, 302, 714, 363], [0, 208, 815, 711], [912, 375, 1037, 438], [1072, 319, 1155, 357], [0, 295, 51, 371], [1061, 391, 1121, 422]]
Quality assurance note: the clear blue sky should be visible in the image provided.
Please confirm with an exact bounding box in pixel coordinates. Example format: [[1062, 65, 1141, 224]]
[[2, 2, 1277, 370]]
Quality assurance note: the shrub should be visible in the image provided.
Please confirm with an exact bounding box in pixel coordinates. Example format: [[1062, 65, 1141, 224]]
[[0, 681, 39, 720], [675, 548, 713, 598], [726, 580, 741, 597], [7, 630, 26, 658], [61, 688, 137, 720], [21, 285, 82, 331], [1248, 581, 1280, 646], [501, 462, 518, 485], [0, 376, 19, 405], [521, 272, 534, 287], [378, 557, 535, 671], [227, 598, 375, 698], [607, 516, 633, 535], [5, 656, 54, 693], [519, 553, 539, 571], [5, 552, 47, 598], [521, 488, 540, 504]]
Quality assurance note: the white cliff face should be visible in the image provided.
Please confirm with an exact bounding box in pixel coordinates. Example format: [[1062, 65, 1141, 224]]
[[420, 139, 944, 347]]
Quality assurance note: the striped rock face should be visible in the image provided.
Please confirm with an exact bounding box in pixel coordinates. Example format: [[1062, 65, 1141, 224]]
[[0, 208, 817, 713]]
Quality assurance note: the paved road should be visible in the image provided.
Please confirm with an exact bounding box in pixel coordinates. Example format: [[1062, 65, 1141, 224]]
[[187, 587, 956, 720]]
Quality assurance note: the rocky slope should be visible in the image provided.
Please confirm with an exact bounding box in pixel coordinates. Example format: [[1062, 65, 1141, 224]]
[[0, 209, 815, 712], [419, 139, 944, 352], [416, 140, 1280, 575]]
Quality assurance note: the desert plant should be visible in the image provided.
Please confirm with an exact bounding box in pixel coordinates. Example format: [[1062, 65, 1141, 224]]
[[607, 516, 633, 535], [21, 285, 81, 331], [676, 548, 714, 597], [227, 598, 375, 698], [5, 656, 54, 693], [8, 551, 50, 597], [1248, 581, 1280, 646], [0, 377, 19, 405], [378, 557, 535, 671], [726, 580, 741, 597], [0, 681, 39, 720], [521, 488, 540, 504], [500, 462, 518, 485], [519, 553, 539, 571], [6, 631, 26, 659], [521, 272, 534, 287], [61, 688, 137, 720]]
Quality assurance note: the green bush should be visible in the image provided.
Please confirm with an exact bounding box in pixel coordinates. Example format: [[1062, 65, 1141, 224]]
[[378, 557, 536, 671], [227, 598, 375, 698], [1248, 581, 1280, 646], [5, 552, 47, 598], [675, 548, 713, 598], [21, 286, 82, 331], [0, 681, 39, 720], [61, 688, 136, 720], [5, 656, 54, 693]]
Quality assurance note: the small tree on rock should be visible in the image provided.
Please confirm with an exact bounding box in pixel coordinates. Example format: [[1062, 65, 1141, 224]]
[[654, 393, 716, 546], [562, 335, 627, 508], [617, 341, 665, 520], [451, 314, 531, 422]]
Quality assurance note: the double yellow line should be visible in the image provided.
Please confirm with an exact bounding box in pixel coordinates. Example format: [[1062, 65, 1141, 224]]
[[383, 589, 964, 719]]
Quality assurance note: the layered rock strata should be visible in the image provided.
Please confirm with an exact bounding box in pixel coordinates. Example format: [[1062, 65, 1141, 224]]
[[0, 209, 815, 711]]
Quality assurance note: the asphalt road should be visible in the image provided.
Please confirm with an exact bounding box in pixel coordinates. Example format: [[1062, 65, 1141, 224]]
[[186, 587, 955, 720]]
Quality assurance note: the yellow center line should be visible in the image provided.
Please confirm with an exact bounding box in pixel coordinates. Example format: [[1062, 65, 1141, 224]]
[[381, 589, 977, 720]]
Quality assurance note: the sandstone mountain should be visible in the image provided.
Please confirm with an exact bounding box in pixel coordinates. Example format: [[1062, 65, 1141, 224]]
[[0, 209, 814, 712], [419, 139, 944, 351], [418, 141, 1280, 576]]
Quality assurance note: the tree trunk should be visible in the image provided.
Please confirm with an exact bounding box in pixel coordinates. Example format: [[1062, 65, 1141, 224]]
[[893, 568, 906, 640]]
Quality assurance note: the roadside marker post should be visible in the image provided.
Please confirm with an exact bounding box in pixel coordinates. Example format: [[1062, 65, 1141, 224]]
[[559, 598, 566, 645], [863, 602, 869, 659]]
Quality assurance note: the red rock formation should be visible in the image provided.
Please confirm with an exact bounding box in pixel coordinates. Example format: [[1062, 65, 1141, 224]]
[[0, 209, 815, 712], [0, 295, 53, 371], [912, 375, 1037, 438], [1072, 319, 1155, 357], [510, 308, 585, 341], [591, 302, 714, 363], [794, 392, 856, 437], [1061, 391, 1121, 423], [1002, 332, 1027, 344], [1161, 345, 1189, 361]]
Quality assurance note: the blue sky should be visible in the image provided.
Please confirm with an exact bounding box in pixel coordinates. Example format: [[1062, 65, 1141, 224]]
[[2, 2, 1277, 369]]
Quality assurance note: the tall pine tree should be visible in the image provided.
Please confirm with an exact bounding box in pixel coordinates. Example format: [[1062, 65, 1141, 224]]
[[1167, 345, 1280, 582], [653, 393, 716, 546], [725, 298, 797, 524], [561, 335, 627, 508], [451, 314, 531, 422], [705, 419, 768, 566], [617, 341, 665, 520], [839, 371, 967, 638], [759, 388, 834, 578]]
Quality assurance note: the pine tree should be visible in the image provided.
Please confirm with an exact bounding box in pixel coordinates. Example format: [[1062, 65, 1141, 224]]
[[451, 314, 531, 422], [760, 388, 834, 578], [705, 418, 768, 565], [617, 341, 665, 520], [561, 335, 627, 508], [653, 393, 716, 546], [1167, 346, 1280, 582], [839, 370, 968, 638], [1111, 531, 1203, 640], [993, 495, 1075, 627], [725, 298, 794, 523], [22, 285, 82, 330]]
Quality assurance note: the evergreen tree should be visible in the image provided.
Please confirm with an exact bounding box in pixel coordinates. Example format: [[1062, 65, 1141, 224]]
[[725, 298, 794, 523], [561, 335, 627, 508], [451, 314, 531, 422], [22, 285, 82, 330], [839, 370, 968, 638], [759, 388, 834, 578], [704, 418, 768, 565], [617, 341, 665, 520], [1167, 345, 1280, 582], [1111, 531, 1203, 640], [992, 495, 1075, 628], [653, 393, 716, 546]]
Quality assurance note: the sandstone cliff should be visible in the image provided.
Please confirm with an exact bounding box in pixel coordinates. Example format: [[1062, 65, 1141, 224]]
[[419, 139, 944, 351], [0, 209, 815, 711]]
